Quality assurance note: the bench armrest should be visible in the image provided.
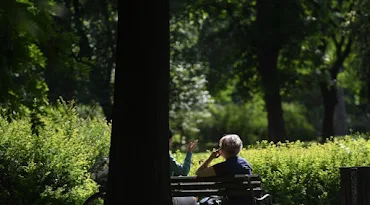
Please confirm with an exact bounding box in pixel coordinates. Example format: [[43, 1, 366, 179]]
[[255, 193, 273, 205]]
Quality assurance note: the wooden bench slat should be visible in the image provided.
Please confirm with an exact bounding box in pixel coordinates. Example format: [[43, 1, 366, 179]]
[[171, 188, 263, 197], [171, 181, 261, 190], [171, 181, 261, 186], [170, 174, 260, 183]]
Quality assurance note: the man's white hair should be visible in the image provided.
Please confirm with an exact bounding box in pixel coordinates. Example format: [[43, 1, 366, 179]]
[[219, 134, 243, 156]]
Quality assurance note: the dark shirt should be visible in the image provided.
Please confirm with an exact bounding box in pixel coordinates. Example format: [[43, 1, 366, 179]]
[[213, 156, 252, 176], [213, 156, 253, 205]]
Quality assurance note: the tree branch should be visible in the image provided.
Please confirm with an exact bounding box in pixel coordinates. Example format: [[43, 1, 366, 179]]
[[330, 34, 353, 79]]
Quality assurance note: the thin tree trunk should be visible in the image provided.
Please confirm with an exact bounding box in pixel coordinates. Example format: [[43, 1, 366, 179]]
[[320, 83, 338, 142], [320, 35, 352, 142], [72, 0, 92, 58], [44, 0, 76, 102], [105, 0, 171, 204], [95, 0, 116, 122], [334, 85, 349, 136], [368, 75, 370, 111], [366, 61, 370, 115]]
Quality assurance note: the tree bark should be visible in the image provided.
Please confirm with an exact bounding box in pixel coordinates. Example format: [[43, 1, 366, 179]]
[[320, 83, 338, 142], [255, 0, 286, 143], [334, 85, 349, 136], [320, 35, 352, 142], [72, 0, 92, 59], [94, 0, 116, 122], [105, 0, 171, 204], [257, 47, 286, 143], [368, 73, 370, 110]]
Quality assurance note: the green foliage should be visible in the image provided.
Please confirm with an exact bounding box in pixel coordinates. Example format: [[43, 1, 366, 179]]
[[173, 134, 370, 205], [75, 103, 106, 120], [0, 100, 111, 204], [169, 15, 215, 138], [283, 103, 315, 141], [198, 96, 267, 146], [0, 0, 74, 115], [169, 62, 214, 139], [197, 96, 315, 148], [0, 0, 116, 119], [247, 135, 370, 205]]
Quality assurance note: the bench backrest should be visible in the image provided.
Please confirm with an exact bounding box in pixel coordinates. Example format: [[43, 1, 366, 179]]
[[170, 174, 262, 198]]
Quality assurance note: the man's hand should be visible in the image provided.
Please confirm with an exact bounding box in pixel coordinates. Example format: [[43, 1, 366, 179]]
[[209, 149, 220, 159], [187, 139, 198, 152]]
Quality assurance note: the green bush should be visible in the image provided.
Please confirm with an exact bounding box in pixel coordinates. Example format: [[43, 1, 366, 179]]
[[177, 134, 370, 205], [0, 100, 111, 204], [247, 136, 370, 205]]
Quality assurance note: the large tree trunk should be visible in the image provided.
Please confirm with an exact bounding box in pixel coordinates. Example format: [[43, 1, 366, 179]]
[[257, 48, 286, 143], [104, 0, 171, 204]]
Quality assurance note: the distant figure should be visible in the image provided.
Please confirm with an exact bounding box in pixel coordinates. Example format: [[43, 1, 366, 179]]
[[196, 134, 253, 205], [169, 129, 198, 205]]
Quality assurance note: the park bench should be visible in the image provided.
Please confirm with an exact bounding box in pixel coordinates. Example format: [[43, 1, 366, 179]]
[[171, 174, 273, 205], [83, 158, 274, 205]]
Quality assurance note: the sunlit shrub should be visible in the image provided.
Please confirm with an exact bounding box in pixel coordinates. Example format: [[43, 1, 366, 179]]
[[173, 134, 370, 205], [0, 100, 111, 204]]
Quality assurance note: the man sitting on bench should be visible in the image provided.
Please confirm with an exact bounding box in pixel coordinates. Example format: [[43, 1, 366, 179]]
[[196, 134, 253, 205]]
